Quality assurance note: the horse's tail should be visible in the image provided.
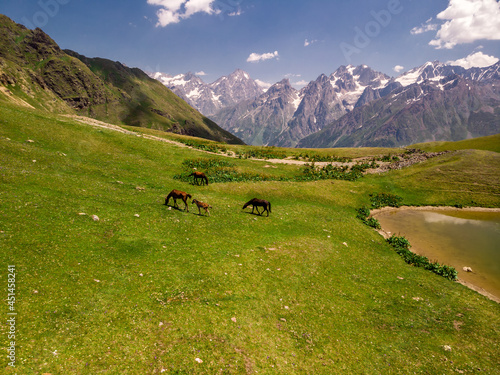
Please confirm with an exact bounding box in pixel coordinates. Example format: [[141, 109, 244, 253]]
[[268, 202, 271, 213]]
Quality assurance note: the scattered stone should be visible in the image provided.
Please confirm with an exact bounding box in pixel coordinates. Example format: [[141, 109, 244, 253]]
[[136, 186, 145, 191], [463, 267, 473, 272], [342, 242, 348, 247], [159, 322, 164, 327], [78, 213, 87, 216], [92, 215, 99, 221], [280, 318, 287, 322], [134, 214, 140, 217], [26, 139, 35, 143], [94, 279, 100, 283], [231, 317, 237, 323], [116, 181, 123, 184], [195, 358, 203, 363], [443, 345, 452, 352]]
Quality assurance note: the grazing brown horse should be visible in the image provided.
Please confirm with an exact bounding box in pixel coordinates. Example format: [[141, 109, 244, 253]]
[[165, 189, 192, 212], [192, 199, 212, 216], [242, 198, 271, 216], [188, 171, 209, 185]]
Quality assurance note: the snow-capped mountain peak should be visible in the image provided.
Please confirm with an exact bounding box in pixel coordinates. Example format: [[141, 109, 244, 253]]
[[149, 69, 264, 116]]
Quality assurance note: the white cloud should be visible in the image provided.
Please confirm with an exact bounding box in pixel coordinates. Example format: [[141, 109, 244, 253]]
[[184, 0, 219, 18], [429, 0, 500, 49], [195, 71, 207, 76], [255, 79, 272, 91], [247, 51, 279, 63], [147, 0, 240, 27], [410, 18, 438, 35], [295, 80, 310, 86], [304, 39, 318, 47], [447, 51, 499, 68], [393, 65, 405, 73]]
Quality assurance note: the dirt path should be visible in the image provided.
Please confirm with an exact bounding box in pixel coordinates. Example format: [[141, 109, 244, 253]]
[[61, 114, 445, 171]]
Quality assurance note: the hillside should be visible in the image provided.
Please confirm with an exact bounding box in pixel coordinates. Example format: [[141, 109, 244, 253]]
[[1, 100, 499, 374], [0, 14, 243, 144]]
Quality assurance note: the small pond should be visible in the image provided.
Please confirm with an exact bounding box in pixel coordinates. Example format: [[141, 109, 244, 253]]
[[372, 208, 500, 302]]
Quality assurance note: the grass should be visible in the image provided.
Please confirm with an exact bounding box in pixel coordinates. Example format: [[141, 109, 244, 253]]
[[0, 102, 499, 374]]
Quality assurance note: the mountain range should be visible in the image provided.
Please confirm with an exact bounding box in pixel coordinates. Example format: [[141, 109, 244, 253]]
[[152, 61, 500, 148], [0, 14, 243, 145], [150, 69, 266, 116]]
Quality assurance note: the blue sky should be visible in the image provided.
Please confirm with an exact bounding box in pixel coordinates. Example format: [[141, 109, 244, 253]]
[[1, 0, 499, 87]]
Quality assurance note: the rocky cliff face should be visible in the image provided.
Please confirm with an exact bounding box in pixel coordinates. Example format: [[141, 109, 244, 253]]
[[212, 79, 300, 146], [297, 74, 500, 148], [150, 69, 264, 116], [210, 65, 392, 146]]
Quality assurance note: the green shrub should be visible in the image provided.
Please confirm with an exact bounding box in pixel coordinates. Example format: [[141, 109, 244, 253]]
[[356, 206, 370, 220], [370, 192, 403, 209], [174, 157, 283, 184], [386, 235, 458, 281], [365, 217, 381, 229]]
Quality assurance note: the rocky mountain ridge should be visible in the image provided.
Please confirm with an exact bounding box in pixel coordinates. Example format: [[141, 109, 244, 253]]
[[298, 72, 500, 148], [150, 69, 265, 116], [0, 14, 243, 144], [209, 65, 394, 146]]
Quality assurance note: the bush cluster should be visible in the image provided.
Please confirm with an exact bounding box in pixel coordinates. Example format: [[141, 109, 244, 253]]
[[235, 148, 287, 160], [294, 153, 352, 163], [300, 162, 373, 181], [174, 158, 283, 184], [356, 206, 381, 229], [180, 139, 228, 154], [369, 192, 403, 209], [387, 235, 458, 281]]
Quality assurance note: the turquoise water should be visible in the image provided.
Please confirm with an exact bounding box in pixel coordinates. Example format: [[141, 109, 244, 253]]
[[373, 209, 500, 301]]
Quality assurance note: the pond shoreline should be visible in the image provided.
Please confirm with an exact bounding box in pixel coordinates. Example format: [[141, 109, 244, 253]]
[[371, 206, 500, 304]]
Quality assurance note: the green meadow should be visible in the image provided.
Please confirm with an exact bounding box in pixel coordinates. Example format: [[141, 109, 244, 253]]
[[1, 102, 499, 374]]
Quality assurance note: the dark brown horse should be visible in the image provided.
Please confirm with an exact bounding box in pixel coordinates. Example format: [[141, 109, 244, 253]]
[[188, 171, 209, 185], [165, 189, 192, 212], [242, 198, 271, 216]]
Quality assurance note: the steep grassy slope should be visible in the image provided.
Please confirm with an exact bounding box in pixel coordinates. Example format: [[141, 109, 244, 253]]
[[0, 102, 499, 374], [0, 14, 243, 144]]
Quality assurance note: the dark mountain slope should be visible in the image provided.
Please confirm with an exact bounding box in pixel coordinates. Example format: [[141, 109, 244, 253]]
[[0, 14, 243, 144]]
